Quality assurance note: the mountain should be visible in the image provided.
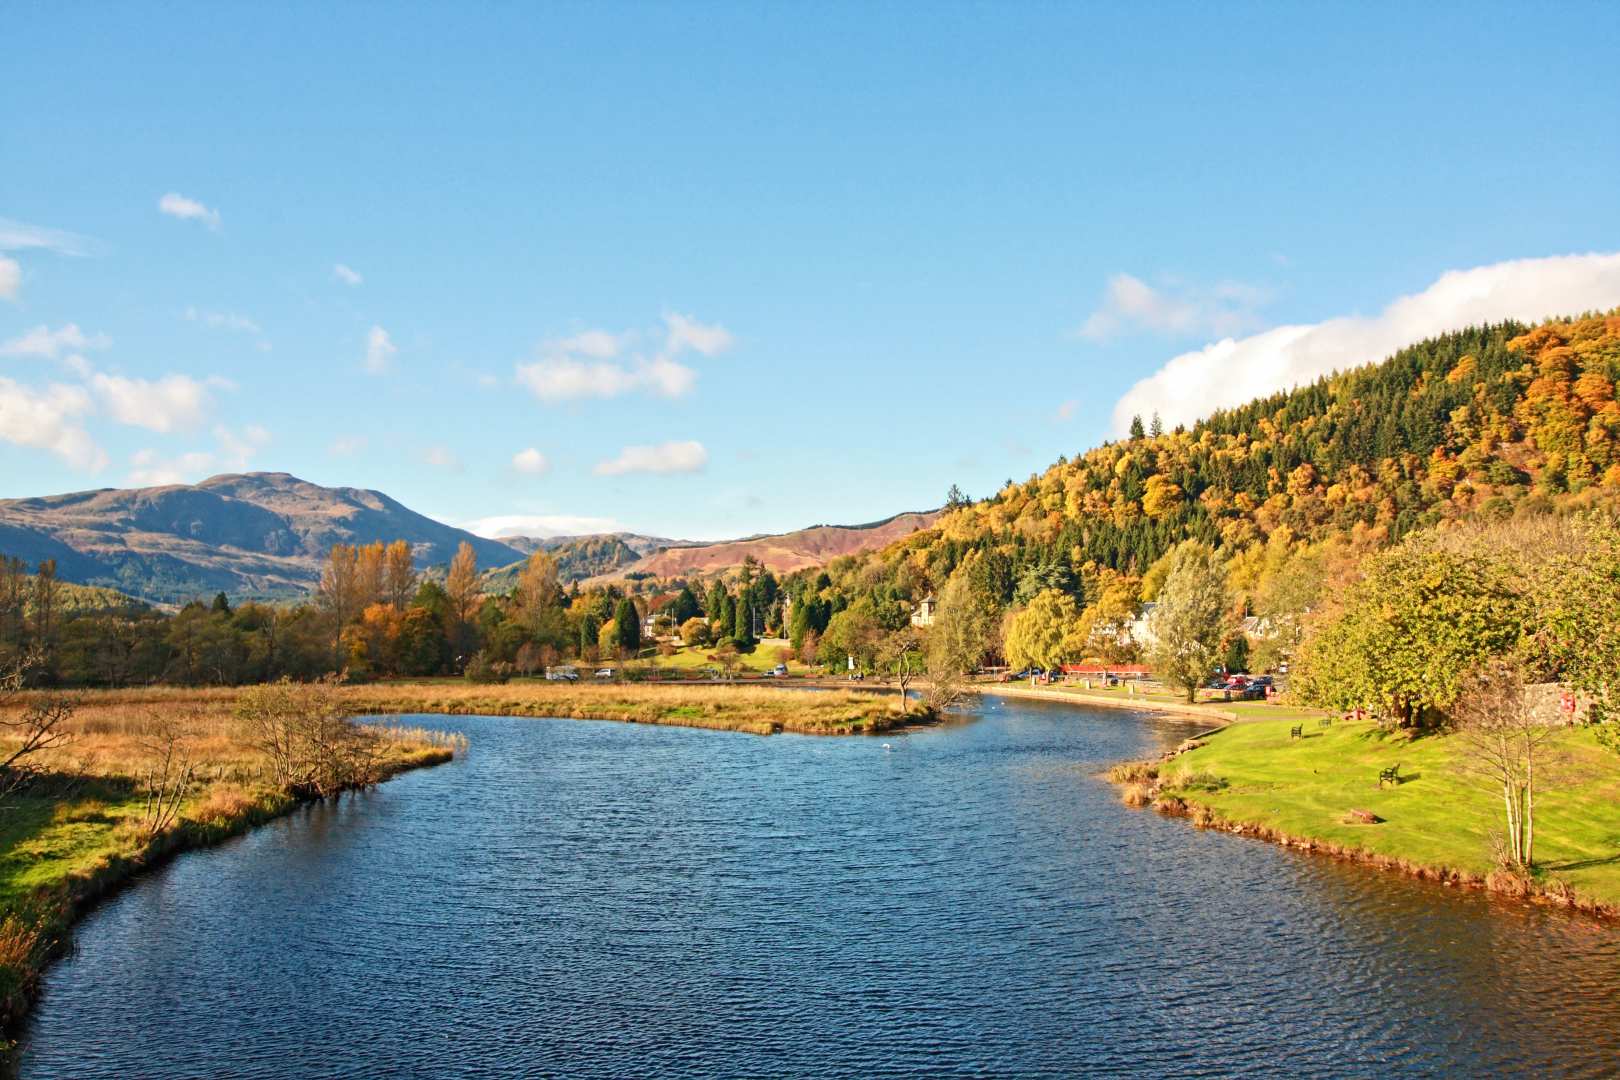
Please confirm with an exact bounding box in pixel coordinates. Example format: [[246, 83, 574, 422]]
[[497, 532, 692, 558], [0, 472, 524, 603], [591, 510, 944, 581]]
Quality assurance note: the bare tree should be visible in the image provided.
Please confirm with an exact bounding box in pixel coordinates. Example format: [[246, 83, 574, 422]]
[[0, 651, 76, 801], [137, 714, 197, 839], [879, 628, 923, 713], [236, 676, 380, 799], [1454, 657, 1557, 872]]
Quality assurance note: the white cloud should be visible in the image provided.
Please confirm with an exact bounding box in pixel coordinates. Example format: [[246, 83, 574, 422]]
[[0, 377, 104, 470], [515, 354, 697, 402], [364, 325, 397, 374], [1056, 399, 1078, 421], [158, 192, 221, 229], [1079, 273, 1270, 341], [90, 372, 214, 433], [593, 440, 708, 477], [549, 329, 630, 359], [514, 313, 729, 405], [1112, 252, 1620, 435], [330, 435, 367, 456], [127, 424, 271, 486], [512, 447, 549, 474], [423, 445, 461, 470], [129, 448, 213, 486], [0, 256, 18, 302], [333, 263, 363, 286], [663, 312, 734, 357], [0, 323, 112, 359], [459, 513, 623, 539], [185, 307, 262, 335], [0, 218, 95, 257]]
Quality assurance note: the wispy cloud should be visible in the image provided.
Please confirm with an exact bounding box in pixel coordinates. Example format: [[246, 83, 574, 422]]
[[90, 372, 219, 433], [515, 312, 732, 404], [1079, 273, 1270, 341], [1056, 399, 1078, 421], [364, 325, 397, 374], [0, 323, 112, 359], [0, 377, 104, 470], [0, 257, 19, 303], [333, 263, 363, 286], [184, 307, 261, 335], [128, 425, 270, 486], [330, 435, 367, 457], [593, 440, 708, 476], [663, 312, 734, 356], [459, 513, 623, 539], [422, 444, 461, 471], [512, 447, 549, 475], [158, 192, 222, 229], [0, 217, 97, 257], [1112, 251, 1620, 434]]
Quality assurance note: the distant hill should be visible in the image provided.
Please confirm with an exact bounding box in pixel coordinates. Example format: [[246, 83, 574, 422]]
[[590, 510, 944, 581], [0, 472, 524, 604], [498, 532, 692, 558]]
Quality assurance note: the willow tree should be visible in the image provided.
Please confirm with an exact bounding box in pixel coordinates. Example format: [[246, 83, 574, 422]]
[[1147, 542, 1232, 702], [1003, 589, 1081, 672]]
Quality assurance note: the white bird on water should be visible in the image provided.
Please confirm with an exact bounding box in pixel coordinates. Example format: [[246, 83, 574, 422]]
[[882, 743, 893, 751]]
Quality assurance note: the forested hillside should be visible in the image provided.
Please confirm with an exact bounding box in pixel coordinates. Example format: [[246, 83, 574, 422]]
[[771, 312, 1620, 676], [843, 312, 1620, 593]]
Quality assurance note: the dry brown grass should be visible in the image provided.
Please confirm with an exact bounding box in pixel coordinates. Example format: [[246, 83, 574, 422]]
[[333, 680, 918, 736], [10, 681, 921, 741]]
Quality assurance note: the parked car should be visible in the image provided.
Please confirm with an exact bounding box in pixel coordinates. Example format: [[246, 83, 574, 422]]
[[594, 668, 615, 679], [766, 664, 788, 677], [545, 669, 579, 682]]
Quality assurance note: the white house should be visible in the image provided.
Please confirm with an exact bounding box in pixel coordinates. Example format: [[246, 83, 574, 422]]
[[910, 595, 937, 628], [1127, 602, 1157, 651]]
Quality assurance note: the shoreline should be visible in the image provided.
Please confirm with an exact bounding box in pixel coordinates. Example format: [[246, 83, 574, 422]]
[[969, 682, 1241, 724], [1105, 724, 1620, 922], [0, 745, 454, 1046]]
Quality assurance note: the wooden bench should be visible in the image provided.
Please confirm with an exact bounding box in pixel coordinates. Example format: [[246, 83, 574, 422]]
[[1318, 716, 1332, 728], [1289, 724, 1303, 741], [1378, 764, 1401, 788]]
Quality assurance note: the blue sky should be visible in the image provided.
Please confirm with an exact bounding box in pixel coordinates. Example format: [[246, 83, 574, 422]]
[[5, 2, 1620, 540]]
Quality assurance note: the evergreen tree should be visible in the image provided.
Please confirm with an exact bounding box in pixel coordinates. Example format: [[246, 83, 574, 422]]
[[672, 585, 702, 625], [613, 598, 641, 656], [1129, 414, 1146, 440]]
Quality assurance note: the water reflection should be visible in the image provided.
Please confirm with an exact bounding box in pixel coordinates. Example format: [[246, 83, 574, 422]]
[[18, 699, 1620, 1078]]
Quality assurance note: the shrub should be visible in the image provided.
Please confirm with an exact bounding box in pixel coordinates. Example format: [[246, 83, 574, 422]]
[[463, 651, 510, 684], [1120, 783, 1152, 808], [1107, 760, 1158, 784]]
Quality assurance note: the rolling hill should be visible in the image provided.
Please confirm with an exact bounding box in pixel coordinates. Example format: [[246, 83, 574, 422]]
[[0, 472, 524, 604], [589, 510, 944, 581]]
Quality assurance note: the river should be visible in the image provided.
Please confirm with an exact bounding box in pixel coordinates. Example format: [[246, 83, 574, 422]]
[[18, 697, 1620, 1077]]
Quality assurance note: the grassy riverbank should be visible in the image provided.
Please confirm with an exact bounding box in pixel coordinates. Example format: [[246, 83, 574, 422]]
[[1115, 715, 1620, 913], [0, 692, 460, 1039]]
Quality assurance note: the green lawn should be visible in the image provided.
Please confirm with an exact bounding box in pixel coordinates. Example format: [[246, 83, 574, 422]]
[[0, 790, 145, 906], [1159, 716, 1620, 906]]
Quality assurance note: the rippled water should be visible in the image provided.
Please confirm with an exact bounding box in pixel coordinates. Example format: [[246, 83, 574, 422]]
[[19, 698, 1620, 1078]]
